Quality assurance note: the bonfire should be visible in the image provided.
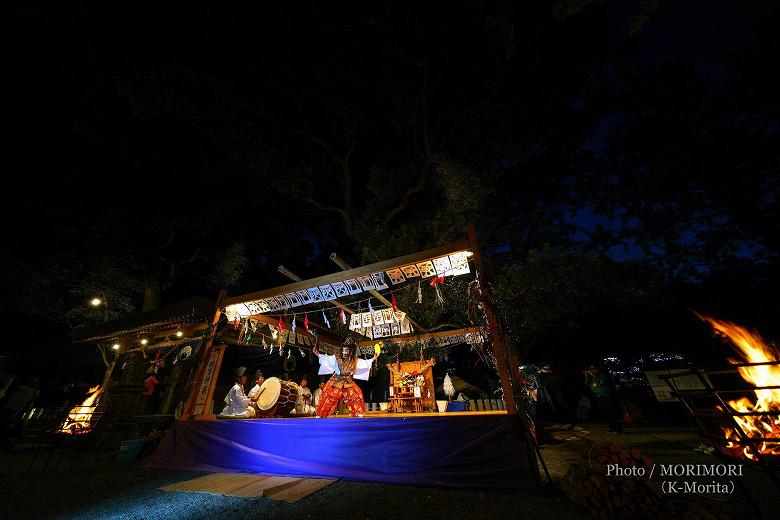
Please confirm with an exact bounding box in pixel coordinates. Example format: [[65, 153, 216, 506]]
[[60, 385, 102, 435], [699, 314, 780, 461]]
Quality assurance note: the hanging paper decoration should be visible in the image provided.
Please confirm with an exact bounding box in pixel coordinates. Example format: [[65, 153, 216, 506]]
[[299, 347, 305, 357], [262, 337, 267, 348], [321, 309, 331, 328], [270, 344, 275, 354], [417, 282, 423, 304], [391, 293, 398, 314], [340, 306, 347, 325], [331, 281, 349, 297], [291, 315, 297, 334], [349, 313, 362, 331], [303, 313, 310, 332], [277, 318, 285, 333], [368, 297, 373, 314]]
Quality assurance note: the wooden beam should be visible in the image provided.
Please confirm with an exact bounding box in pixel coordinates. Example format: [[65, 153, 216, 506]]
[[329, 253, 424, 329], [223, 239, 470, 306], [357, 327, 482, 347], [277, 265, 354, 315]]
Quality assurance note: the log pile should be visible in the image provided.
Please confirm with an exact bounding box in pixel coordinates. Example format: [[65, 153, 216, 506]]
[[562, 443, 733, 520]]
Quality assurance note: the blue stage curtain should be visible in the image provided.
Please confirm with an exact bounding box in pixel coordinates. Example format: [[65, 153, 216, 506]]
[[145, 415, 535, 489]]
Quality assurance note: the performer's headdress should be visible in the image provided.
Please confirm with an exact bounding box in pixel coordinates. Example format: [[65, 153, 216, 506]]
[[340, 338, 357, 357]]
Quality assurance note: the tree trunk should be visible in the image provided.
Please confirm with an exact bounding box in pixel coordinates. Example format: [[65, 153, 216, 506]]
[[142, 283, 162, 311]]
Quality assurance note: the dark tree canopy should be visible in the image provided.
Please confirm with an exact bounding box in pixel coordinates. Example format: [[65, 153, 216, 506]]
[[2, 1, 779, 373]]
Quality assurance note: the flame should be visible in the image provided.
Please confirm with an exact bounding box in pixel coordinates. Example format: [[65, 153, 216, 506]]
[[60, 386, 103, 435], [698, 314, 780, 460]]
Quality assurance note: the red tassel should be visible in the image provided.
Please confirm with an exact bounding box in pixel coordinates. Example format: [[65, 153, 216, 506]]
[[277, 318, 285, 333], [429, 276, 445, 287], [391, 293, 398, 313], [233, 318, 240, 330], [303, 313, 310, 332], [340, 306, 346, 324]]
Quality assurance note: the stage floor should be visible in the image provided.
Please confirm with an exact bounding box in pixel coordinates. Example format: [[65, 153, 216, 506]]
[[216, 410, 509, 420], [146, 412, 536, 490]]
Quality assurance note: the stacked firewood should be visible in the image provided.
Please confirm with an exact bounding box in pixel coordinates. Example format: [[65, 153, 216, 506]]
[[562, 443, 733, 520]]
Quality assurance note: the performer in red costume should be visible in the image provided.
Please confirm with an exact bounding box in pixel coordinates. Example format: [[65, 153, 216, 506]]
[[313, 341, 377, 417]]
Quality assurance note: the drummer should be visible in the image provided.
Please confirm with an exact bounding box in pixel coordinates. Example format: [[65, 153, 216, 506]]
[[220, 366, 255, 418], [294, 376, 314, 415], [247, 370, 265, 415]]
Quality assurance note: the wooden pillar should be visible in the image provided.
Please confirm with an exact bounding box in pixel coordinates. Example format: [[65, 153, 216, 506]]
[[181, 289, 228, 420], [193, 344, 227, 420], [160, 362, 181, 414], [466, 224, 521, 414], [466, 224, 541, 486]]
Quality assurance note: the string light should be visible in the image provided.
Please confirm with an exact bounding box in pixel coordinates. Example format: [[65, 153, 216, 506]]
[[112, 344, 120, 350]]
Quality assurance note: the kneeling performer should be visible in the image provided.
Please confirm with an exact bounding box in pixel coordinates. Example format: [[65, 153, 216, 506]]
[[313, 341, 377, 417], [220, 366, 255, 418]]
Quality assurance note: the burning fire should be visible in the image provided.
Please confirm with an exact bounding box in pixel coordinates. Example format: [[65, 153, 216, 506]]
[[698, 314, 780, 461], [60, 385, 102, 435]]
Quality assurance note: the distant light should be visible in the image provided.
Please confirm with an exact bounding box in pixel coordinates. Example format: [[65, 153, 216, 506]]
[[90, 298, 102, 306], [176, 331, 183, 337], [112, 344, 120, 350], [141, 339, 149, 345]]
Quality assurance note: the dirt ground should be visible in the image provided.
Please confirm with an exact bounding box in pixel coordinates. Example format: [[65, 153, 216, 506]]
[[0, 422, 776, 519]]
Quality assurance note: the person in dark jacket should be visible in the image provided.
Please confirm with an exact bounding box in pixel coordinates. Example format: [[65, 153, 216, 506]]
[[584, 365, 623, 433]]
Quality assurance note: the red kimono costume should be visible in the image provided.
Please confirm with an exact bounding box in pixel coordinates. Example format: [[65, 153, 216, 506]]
[[315, 353, 372, 417]]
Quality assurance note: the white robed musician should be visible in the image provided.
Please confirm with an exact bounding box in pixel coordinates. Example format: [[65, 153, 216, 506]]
[[220, 366, 255, 418], [247, 370, 266, 414]]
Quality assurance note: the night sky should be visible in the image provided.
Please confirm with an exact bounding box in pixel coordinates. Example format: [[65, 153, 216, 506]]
[[1, 1, 779, 382]]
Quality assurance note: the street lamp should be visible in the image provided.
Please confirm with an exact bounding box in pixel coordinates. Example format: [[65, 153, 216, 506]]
[[70, 285, 109, 323]]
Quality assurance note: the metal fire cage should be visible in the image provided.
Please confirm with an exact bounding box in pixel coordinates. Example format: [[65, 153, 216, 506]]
[[661, 363, 780, 498]]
